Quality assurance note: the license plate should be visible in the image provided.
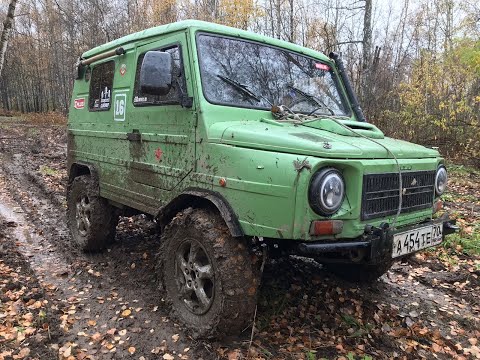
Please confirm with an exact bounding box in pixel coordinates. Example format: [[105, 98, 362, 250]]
[[392, 223, 443, 258]]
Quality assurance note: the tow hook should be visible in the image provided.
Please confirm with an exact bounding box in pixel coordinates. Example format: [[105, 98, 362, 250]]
[[443, 220, 459, 235]]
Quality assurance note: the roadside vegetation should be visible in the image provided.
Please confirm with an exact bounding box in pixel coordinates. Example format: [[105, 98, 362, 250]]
[[441, 164, 480, 256]]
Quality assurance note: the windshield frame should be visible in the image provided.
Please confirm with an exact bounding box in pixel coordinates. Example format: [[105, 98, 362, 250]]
[[195, 31, 352, 117]]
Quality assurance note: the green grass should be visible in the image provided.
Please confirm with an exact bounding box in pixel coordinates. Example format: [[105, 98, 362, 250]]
[[340, 313, 374, 338], [459, 194, 479, 202], [448, 164, 480, 177], [442, 192, 456, 202], [443, 230, 480, 256], [444, 164, 480, 203], [443, 192, 479, 203], [305, 350, 316, 360], [0, 121, 14, 129], [27, 127, 38, 136], [39, 165, 59, 176], [0, 116, 24, 125], [441, 163, 479, 257]]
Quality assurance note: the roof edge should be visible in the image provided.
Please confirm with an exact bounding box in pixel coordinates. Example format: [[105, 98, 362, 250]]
[[81, 20, 330, 63]]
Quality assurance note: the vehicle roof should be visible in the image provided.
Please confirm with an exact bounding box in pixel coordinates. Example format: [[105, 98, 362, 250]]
[[81, 20, 331, 62]]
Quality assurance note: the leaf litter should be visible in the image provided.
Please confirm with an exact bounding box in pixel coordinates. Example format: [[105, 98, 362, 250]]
[[0, 118, 479, 359]]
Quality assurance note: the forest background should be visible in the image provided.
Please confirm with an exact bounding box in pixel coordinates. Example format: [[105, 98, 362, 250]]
[[0, 0, 479, 163]]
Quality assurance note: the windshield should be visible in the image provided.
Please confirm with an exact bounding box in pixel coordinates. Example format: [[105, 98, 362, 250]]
[[196, 33, 349, 117]]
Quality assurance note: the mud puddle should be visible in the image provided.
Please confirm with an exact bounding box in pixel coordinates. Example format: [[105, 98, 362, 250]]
[[0, 168, 209, 359], [0, 195, 65, 277]]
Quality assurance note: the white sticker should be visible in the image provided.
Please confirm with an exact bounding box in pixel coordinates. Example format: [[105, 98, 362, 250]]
[[134, 96, 148, 103], [114, 93, 127, 121], [100, 87, 111, 108]]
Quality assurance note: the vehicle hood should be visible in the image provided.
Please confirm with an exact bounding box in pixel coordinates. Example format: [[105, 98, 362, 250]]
[[208, 118, 439, 159]]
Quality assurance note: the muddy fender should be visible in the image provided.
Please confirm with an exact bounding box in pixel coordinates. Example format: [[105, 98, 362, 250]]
[[157, 189, 243, 237], [68, 162, 99, 188]]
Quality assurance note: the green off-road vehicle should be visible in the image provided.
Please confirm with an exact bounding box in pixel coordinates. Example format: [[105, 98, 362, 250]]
[[67, 20, 457, 337]]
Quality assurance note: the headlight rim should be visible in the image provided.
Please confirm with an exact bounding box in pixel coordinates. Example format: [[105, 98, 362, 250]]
[[308, 167, 345, 216], [435, 165, 448, 196]]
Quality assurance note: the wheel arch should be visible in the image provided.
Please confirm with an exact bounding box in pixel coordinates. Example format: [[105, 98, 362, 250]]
[[68, 161, 99, 185], [157, 189, 244, 237]]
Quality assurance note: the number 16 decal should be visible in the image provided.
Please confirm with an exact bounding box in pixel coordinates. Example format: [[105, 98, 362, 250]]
[[114, 93, 127, 121]]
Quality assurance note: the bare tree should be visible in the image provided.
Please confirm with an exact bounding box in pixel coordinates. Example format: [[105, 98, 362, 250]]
[[0, 0, 17, 79], [360, 0, 372, 105]]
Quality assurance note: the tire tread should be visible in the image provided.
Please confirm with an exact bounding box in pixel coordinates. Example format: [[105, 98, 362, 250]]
[[158, 207, 259, 338]]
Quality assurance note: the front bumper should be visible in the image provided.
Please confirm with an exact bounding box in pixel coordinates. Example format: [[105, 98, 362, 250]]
[[294, 213, 458, 264]]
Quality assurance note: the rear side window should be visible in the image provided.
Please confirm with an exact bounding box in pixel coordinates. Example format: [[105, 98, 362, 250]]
[[133, 45, 186, 106], [89, 61, 114, 111]]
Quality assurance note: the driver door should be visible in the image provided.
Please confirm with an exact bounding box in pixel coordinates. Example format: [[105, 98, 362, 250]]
[[125, 33, 196, 214]]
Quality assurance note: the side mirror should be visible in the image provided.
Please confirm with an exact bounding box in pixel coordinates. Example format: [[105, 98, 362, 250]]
[[140, 51, 173, 96]]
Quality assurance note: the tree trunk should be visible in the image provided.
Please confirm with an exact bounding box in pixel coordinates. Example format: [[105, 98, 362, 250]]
[[288, 0, 294, 43], [361, 0, 372, 109], [276, 0, 281, 39], [0, 0, 17, 79]]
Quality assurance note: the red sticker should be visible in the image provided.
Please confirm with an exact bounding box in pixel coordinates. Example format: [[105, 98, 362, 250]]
[[315, 63, 330, 71], [155, 148, 163, 161], [119, 64, 127, 76], [74, 98, 85, 109]]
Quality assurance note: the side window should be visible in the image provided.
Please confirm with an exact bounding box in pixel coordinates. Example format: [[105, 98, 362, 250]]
[[133, 45, 186, 106], [89, 61, 114, 111]]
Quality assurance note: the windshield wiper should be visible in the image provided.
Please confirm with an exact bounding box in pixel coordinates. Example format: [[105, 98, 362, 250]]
[[217, 75, 263, 104], [287, 85, 335, 116]]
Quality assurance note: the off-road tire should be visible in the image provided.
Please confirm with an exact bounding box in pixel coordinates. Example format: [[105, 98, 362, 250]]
[[158, 207, 260, 339], [67, 175, 117, 252], [323, 260, 393, 284]]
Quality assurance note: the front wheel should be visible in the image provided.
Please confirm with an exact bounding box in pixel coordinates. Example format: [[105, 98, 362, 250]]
[[323, 260, 393, 284], [158, 207, 260, 338]]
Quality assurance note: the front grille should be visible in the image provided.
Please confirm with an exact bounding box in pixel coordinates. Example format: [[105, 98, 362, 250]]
[[361, 171, 435, 220]]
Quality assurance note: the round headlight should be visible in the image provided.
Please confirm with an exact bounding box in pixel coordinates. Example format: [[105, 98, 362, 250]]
[[435, 165, 447, 195], [309, 168, 345, 216]]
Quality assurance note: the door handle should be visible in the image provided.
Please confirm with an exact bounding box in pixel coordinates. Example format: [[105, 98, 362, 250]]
[[127, 130, 141, 141]]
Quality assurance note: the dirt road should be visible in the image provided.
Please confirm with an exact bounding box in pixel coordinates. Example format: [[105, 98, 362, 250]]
[[0, 117, 479, 360]]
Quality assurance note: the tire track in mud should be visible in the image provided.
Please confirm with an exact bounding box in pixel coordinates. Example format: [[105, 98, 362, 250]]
[[0, 152, 210, 359]]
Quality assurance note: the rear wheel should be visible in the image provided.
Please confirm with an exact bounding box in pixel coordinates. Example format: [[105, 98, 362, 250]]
[[67, 175, 117, 252], [323, 260, 393, 284], [158, 207, 260, 338]]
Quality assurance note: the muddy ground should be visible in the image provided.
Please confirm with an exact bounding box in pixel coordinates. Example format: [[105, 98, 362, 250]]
[[0, 117, 479, 360]]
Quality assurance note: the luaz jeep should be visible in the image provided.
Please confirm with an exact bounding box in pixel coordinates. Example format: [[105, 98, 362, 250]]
[[67, 20, 457, 338]]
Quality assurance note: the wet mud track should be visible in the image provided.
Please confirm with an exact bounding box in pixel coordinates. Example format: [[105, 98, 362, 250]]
[[0, 122, 209, 359], [0, 119, 479, 359]]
